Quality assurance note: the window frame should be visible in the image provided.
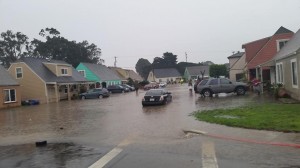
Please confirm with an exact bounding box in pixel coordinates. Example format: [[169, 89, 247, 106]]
[[16, 67, 23, 79], [276, 62, 284, 84], [276, 39, 289, 51], [61, 68, 68, 75], [78, 70, 86, 77], [4, 89, 17, 103], [291, 58, 298, 88]]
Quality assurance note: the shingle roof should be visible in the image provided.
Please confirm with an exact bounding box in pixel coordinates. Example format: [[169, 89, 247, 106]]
[[153, 68, 181, 78], [0, 65, 19, 86], [227, 52, 245, 59], [18, 57, 87, 83], [186, 66, 209, 76], [274, 26, 293, 35], [109, 67, 127, 80], [273, 29, 300, 61], [82, 63, 121, 81], [126, 69, 143, 81]]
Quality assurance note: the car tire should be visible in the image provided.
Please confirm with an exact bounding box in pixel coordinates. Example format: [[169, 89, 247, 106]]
[[236, 87, 246, 95], [81, 96, 86, 100], [202, 89, 212, 97], [122, 90, 125, 93], [98, 95, 103, 99]]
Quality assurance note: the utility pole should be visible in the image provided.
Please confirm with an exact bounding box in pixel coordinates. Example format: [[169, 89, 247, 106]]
[[185, 52, 187, 62], [114, 56, 117, 67]]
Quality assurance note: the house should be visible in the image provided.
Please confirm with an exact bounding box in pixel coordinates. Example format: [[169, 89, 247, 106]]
[[76, 63, 121, 88], [262, 29, 300, 100], [109, 67, 129, 84], [227, 51, 246, 81], [0, 65, 21, 109], [183, 65, 210, 81], [126, 69, 143, 82], [147, 68, 181, 83], [8, 57, 89, 104], [242, 26, 294, 82]]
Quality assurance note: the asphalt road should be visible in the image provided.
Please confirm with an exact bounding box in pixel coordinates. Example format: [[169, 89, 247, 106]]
[[0, 85, 299, 168]]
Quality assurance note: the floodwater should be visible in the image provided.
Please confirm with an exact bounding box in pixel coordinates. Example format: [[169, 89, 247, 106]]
[[0, 85, 278, 167]]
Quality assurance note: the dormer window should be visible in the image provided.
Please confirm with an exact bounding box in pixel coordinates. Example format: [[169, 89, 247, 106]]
[[61, 68, 68, 75], [277, 39, 289, 51]]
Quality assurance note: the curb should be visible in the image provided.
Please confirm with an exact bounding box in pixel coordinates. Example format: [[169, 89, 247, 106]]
[[183, 129, 300, 149]]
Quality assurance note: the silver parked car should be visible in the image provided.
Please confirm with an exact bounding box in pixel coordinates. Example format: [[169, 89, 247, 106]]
[[197, 78, 248, 97]]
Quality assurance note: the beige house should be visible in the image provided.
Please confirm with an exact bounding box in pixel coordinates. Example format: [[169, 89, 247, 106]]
[[0, 65, 21, 109], [8, 57, 89, 104], [228, 52, 246, 81], [262, 29, 300, 100], [147, 68, 181, 83], [110, 67, 143, 83]]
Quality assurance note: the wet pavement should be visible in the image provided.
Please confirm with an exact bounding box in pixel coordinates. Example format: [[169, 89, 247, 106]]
[[0, 84, 299, 168]]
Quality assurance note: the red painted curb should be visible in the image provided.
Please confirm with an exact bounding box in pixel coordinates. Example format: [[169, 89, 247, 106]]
[[206, 133, 300, 148]]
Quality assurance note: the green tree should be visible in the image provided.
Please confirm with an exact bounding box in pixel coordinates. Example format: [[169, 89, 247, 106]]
[[32, 28, 103, 67], [209, 64, 228, 78], [0, 30, 31, 68], [162, 52, 177, 66], [135, 58, 151, 80]]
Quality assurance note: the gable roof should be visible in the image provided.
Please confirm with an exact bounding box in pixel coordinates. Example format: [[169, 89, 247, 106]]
[[109, 67, 127, 80], [126, 69, 143, 81], [0, 65, 19, 86], [227, 51, 245, 59], [273, 29, 300, 61], [17, 57, 87, 83], [274, 26, 293, 35], [81, 63, 121, 81], [243, 26, 294, 69], [186, 66, 209, 76], [153, 68, 181, 78]]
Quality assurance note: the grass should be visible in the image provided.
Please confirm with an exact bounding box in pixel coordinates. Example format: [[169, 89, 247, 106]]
[[193, 103, 300, 132]]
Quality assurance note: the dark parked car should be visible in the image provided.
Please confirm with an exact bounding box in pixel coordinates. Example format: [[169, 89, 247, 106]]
[[79, 88, 110, 99], [107, 85, 128, 93], [197, 78, 248, 97], [121, 84, 135, 91], [142, 89, 172, 106]]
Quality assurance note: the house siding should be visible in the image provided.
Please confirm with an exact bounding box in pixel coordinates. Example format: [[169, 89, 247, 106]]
[[44, 63, 57, 75], [8, 63, 47, 104], [57, 65, 72, 76], [279, 54, 300, 100], [76, 63, 100, 82], [0, 86, 21, 109]]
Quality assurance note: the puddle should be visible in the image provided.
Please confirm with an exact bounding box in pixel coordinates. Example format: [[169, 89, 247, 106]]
[[215, 115, 240, 119]]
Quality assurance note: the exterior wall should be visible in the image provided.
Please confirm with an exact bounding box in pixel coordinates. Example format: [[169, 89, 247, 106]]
[[154, 76, 181, 83], [147, 71, 155, 82], [229, 54, 246, 81], [0, 85, 21, 109], [278, 54, 300, 100], [57, 65, 72, 76], [8, 63, 47, 104], [43, 63, 57, 75], [76, 63, 100, 82], [183, 69, 190, 80]]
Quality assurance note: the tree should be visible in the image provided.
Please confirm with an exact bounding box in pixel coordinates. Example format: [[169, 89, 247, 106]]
[[135, 58, 151, 80], [162, 52, 177, 66], [0, 30, 31, 68], [209, 64, 228, 78], [32, 28, 103, 67]]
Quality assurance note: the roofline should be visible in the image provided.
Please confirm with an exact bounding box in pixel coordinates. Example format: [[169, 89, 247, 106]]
[[242, 37, 271, 48]]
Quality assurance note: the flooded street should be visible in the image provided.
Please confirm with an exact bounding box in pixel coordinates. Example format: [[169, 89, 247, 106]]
[[1, 85, 299, 168]]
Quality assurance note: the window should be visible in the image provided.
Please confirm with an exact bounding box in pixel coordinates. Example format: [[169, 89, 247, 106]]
[[16, 67, 23, 78], [61, 68, 68, 75], [208, 79, 218, 85], [4, 89, 16, 103], [78, 70, 85, 77], [277, 39, 289, 51], [64, 85, 68, 94], [276, 62, 284, 84], [220, 78, 231, 84], [291, 59, 298, 88]]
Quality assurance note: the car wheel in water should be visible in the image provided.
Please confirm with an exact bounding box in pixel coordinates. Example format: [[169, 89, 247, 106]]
[[236, 87, 246, 95], [122, 90, 125, 93], [98, 95, 103, 99], [202, 89, 212, 97], [81, 96, 86, 100]]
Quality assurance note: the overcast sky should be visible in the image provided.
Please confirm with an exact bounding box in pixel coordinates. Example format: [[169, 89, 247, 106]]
[[1, 0, 300, 70]]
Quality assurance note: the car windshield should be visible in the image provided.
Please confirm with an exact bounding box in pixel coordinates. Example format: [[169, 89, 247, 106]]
[[199, 79, 208, 86], [145, 89, 164, 96]]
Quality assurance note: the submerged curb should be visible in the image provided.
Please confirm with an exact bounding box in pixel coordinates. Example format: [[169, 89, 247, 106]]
[[183, 129, 300, 149]]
